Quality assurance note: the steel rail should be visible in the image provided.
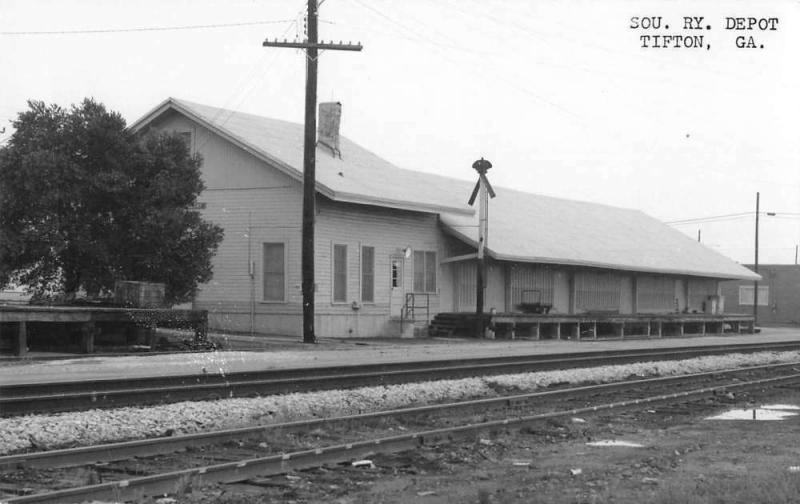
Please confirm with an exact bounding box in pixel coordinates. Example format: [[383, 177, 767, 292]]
[[3, 341, 799, 417], [3, 361, 799, 473], [5, 368, 800, 503]]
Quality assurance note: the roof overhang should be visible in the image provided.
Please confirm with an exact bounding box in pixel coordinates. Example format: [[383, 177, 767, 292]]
[[439, 220, 762, 281]]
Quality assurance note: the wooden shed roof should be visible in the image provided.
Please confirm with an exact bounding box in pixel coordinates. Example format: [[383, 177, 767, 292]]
[[130, 98, 759, 281]]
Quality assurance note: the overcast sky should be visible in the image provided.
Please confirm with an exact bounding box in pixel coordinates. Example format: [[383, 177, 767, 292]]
[[2, 0, 798, 264]]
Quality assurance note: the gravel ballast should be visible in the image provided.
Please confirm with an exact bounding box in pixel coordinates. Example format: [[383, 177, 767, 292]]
[[2, 350, 799, 455]]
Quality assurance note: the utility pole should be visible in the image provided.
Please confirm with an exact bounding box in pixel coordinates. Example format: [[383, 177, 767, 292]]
[[754, 192, 759, 325], [468, 158, 496, 337], [263, 2, 361, 343]]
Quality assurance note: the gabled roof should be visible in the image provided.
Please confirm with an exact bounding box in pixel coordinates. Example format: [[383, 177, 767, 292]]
[[130, 98, 473, 216], [130, 98, 759, 281]]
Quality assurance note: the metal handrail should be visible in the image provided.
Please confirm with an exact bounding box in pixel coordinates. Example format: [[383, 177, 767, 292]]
[[399, 292, 431, 334]]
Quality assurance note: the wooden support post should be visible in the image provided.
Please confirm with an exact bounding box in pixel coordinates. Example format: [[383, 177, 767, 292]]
[[572, 323, 580, 340], [532, 323, 540, 340], [645, 321, 651, 337], [592, 321, 597, 340], [656, 321, 663, 337], [81, 322, 95, 354], [16, 321, 27, 357], [555, 323, 561, 340]]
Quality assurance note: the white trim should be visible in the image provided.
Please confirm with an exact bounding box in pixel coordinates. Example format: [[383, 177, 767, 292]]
[[440, 253, 478, 264]]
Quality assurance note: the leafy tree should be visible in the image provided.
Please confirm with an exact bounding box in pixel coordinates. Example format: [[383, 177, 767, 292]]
[[0, 98, 223, 304]]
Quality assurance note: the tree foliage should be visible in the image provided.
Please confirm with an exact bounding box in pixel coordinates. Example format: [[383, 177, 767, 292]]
[[0, 98, 223, 304]]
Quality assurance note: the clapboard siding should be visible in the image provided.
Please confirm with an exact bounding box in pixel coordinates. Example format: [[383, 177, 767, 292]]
[[151, 112, 306, 335], [150, 111, 297, 190], [314, 198, 444, 336]]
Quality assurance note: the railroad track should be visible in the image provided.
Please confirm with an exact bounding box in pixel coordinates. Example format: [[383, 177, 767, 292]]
[[2, 361, 800, 503], [2, 340, 800, 417]]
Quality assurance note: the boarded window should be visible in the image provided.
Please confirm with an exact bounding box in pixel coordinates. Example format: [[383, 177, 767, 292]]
[[739, 285, 768, 306], [262, 243, 285, 302], [361, 246, 375, 302], [413, 251, 437, 293], [333, 244, 347, 303]]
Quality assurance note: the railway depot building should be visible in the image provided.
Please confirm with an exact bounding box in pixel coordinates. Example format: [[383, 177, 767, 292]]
[[131, 98, 759, 339]]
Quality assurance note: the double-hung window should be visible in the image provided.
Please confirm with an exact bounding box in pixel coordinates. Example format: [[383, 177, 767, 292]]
[[739, 285, 768, 306], [262, 243, 285, 302], [361, 246, 375, 303], [333, 244, 347, 303], [413, 250, 437, 293]]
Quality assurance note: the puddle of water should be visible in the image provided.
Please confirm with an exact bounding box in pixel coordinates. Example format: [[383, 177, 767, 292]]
[[761, 404, 800, 411], [705, 408, 798, 421], [586, 440, 644, 448]]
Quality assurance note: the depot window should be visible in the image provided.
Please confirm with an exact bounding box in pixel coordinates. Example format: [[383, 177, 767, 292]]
[[413, 250, 437, 293], [262, 243, 285, 302], [333, 244, 347, 303], [361, 246, 375, 303]]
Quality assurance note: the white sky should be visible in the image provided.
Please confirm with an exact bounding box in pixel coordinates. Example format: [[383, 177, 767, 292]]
[[2, 0, 799, 264]]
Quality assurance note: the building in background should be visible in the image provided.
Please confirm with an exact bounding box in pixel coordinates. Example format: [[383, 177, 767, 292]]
[[131, 98, 759, 338], [720, 265, 800, 325]]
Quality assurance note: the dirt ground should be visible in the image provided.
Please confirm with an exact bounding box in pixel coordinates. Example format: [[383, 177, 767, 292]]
[[168, 387, 800, 504]]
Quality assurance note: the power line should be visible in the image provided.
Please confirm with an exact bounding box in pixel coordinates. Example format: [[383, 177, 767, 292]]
[[666, 210, 800, 226], [0, 20, 294, 36], [664, 212, 752, 225], [347, 0, 585, 122]]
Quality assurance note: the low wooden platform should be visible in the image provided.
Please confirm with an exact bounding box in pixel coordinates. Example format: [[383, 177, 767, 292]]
[[430, 312, 756, 339], [0, 305, 208, 356]]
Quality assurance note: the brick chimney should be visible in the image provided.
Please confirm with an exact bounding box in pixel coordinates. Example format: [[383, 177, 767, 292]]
[[317, 102, 342, 158]]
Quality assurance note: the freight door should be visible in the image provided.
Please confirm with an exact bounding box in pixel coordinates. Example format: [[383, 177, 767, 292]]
[[454, 261, 477, 312]]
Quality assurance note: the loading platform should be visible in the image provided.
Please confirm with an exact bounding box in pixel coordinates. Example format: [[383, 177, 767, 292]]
[[0, 305, 208, 356], [429, 312, 757, 339]]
